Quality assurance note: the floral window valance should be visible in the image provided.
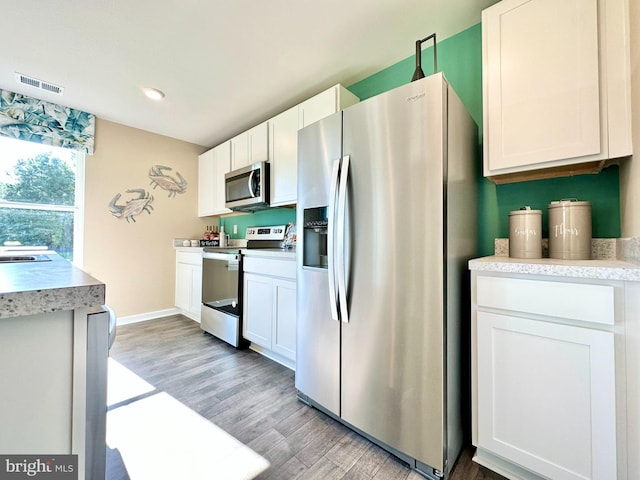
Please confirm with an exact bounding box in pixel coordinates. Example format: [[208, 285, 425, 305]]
[[0, 89, 95, 154]]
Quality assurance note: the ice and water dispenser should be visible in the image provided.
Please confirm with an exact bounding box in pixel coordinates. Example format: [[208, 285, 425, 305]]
[[303, 207, 328, 268]]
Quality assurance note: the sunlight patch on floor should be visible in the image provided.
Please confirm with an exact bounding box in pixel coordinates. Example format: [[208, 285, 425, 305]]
[[106, 359, 270, 480], [107, 358, 155, 406]]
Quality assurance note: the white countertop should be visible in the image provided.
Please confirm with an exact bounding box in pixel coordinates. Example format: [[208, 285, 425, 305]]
[[0, 252, 105, 319], [469, 256, 640, 281], [174, 246, 204, 253]]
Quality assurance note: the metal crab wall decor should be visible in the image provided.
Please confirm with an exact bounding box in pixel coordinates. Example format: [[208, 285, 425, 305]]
[[149, 165, 187, 198], [108, 188, 154, 223]]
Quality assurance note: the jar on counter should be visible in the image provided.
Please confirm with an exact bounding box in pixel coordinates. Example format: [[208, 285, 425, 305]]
[[548, 199, 592, 260], [509, 206, 542, 259]]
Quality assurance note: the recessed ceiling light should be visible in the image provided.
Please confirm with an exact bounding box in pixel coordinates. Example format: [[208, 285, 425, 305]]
[[142, 87, 165, 101]]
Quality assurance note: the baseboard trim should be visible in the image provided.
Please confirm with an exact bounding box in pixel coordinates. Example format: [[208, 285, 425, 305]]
[[248, 343, 295, 371], [116, 308, 182, 326]]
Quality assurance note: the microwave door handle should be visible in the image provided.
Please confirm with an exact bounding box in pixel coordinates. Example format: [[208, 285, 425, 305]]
[[327, 158, 341, 322], [247, 169, 256, 198]]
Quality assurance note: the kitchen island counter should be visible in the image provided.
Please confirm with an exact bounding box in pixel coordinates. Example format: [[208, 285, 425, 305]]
[[0, 251, 105, 319], [469, 255, 640, 282]]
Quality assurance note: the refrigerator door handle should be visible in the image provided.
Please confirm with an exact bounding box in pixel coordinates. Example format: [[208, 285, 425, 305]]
[[327, 158, 341, 322], [336, 155, 350, 323]]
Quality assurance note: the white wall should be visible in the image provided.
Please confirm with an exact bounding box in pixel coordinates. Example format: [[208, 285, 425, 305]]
[[620, 0, 640, 237]]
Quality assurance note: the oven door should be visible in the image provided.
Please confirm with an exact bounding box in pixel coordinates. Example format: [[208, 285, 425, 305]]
[[201, 251, 244, 347]]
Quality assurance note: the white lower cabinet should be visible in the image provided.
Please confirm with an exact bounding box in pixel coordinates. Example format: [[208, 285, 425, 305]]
[[271, 278, 296, 360], [243, 273, 273, 346], [175, 250, 202, 322], [472, 272, 621, 480], [242, 254, 296, 369]]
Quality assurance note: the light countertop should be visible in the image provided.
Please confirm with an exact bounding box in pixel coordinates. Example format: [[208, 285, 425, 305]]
[[0, 252, 105, 319], [469, 256, 640, 282]]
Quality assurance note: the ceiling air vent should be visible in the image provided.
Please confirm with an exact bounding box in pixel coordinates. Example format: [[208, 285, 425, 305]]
[[15, 72, 64, 95]]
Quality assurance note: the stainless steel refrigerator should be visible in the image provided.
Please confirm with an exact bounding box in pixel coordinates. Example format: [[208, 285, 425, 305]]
[[295, 73, 477, 479]]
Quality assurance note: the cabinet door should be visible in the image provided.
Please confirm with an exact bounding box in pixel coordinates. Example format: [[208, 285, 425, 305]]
[[243, 273, 273, 347], [198, 149, 215, 217], [483, 0, 601, 173], [272, 278, 296, 361], [248, 122, 268, 164], [212, 141, 231, 214], [230, 131, 249, 171], [299, 86, 337, 128], [269, 106, 299, 206], [189, 264, 202, 320], [175, 262, 192, 311], [476, 311, 616, 480]]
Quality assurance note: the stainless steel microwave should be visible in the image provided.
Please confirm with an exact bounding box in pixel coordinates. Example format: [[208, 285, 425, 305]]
[[224, 161, 270, 212]]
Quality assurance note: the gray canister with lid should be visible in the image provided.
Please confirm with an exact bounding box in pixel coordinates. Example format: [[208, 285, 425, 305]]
[[509, 206, 542, 259], [548, 199, 592, 260]]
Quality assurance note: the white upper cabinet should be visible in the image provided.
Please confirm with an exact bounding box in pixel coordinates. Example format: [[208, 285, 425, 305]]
[[269, 106, 299, 206], [482, 0, 632, 183], [198, 85, 359, 213], [198, 148, 215, 217], [299, 86, 340, 128], [270, 85, 359, 206], [198, 140, 231, 217], [231, 122, 269, 171]]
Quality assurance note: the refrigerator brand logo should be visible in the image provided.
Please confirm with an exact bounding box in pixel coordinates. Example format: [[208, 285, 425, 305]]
[[406, 93, 426, 102], [0, 455, 77, 479]]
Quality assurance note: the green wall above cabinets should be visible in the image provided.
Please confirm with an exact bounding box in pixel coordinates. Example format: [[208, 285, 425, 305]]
[[347, 23, 621, 257], [219, 208, 296, 240], [349, 25, 483, 130]]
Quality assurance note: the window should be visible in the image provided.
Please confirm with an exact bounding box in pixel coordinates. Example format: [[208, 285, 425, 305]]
[[0, 137, 85, 264]]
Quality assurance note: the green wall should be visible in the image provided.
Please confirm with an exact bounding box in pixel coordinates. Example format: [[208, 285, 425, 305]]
[[348, 23, 621, 256], [219, 207, 296, 240], [219, 23, 621, 253]]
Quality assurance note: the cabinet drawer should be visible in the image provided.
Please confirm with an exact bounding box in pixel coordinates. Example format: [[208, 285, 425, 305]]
[[476, 276, 614, 325], [176, 251, 202, 266], [243, 256, 296, 279]]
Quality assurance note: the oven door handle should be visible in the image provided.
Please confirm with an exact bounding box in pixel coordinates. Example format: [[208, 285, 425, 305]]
[[203, 252, 239, 261]]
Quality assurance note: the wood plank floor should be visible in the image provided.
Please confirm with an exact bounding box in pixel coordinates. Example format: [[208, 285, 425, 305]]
[[107, 315, 506, 480]]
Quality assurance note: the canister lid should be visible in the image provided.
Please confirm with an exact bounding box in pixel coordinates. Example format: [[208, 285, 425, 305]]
[[509, 206, 542, 216], [548, 198, 591, 209]]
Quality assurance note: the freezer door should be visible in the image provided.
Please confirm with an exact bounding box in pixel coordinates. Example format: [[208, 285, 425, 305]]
[[340, 74, 447, 468], [295, 112, 342, 416]]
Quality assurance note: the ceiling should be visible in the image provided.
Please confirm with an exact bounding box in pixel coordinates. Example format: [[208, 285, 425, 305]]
[[1, 0, 498, 149]]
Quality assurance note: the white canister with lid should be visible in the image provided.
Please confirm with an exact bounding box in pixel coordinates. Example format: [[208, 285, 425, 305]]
[[548, 199, 592, 260], [509, 206, 542, 259]]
